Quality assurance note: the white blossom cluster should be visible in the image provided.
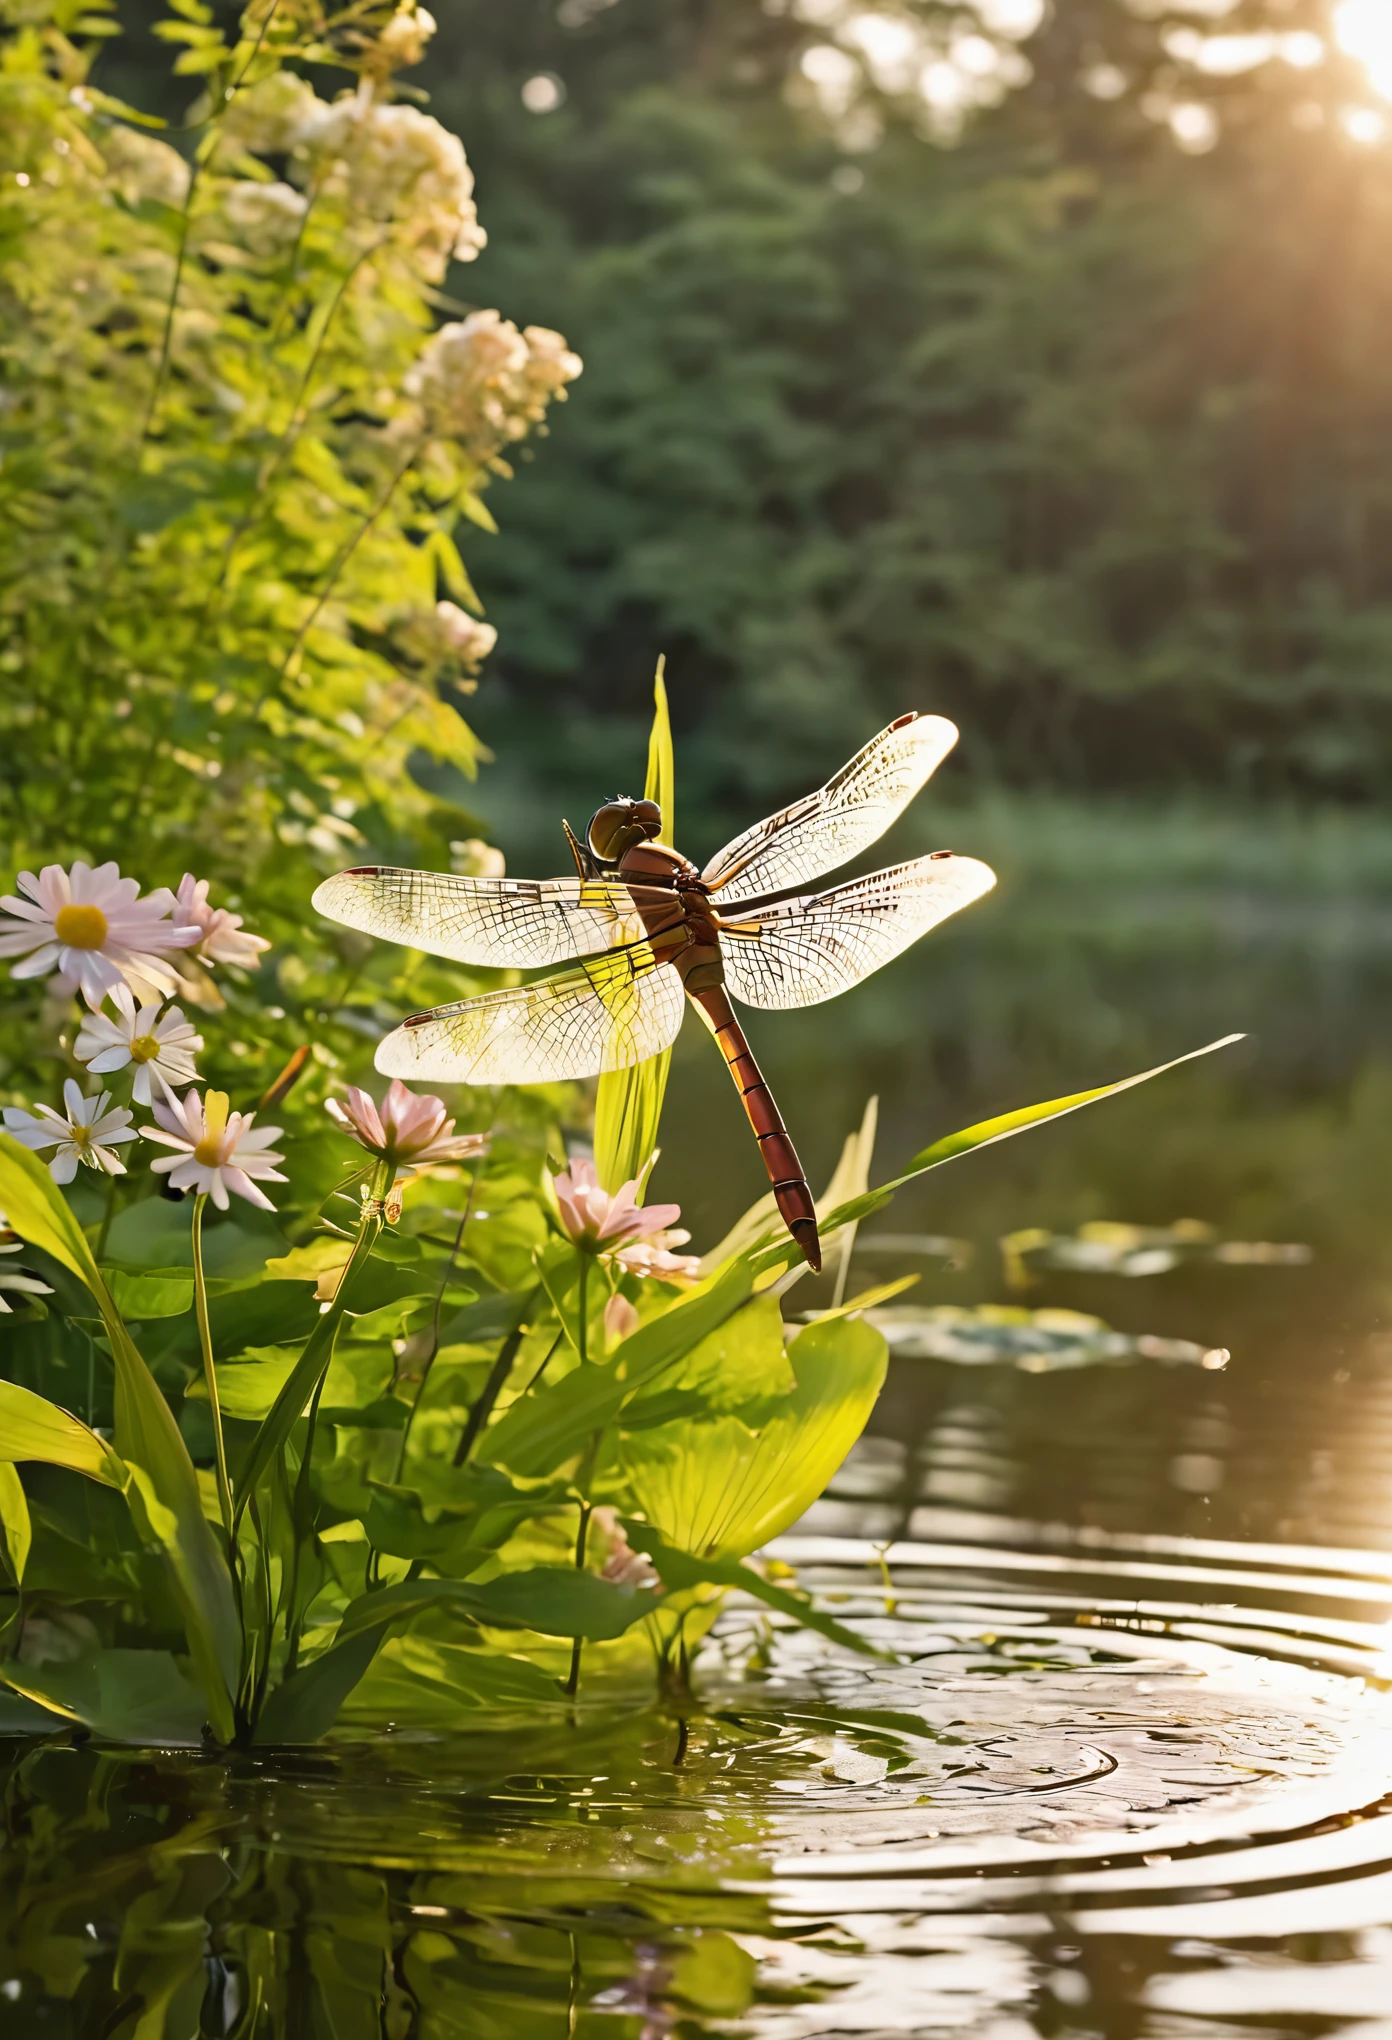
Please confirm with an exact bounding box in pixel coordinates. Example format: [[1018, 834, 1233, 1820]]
[[403, 310, 583, 457], [215, 72, 486, 282]]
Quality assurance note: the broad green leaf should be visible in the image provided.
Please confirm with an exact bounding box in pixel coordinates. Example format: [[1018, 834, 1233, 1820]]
[[618, 1519, 883, 1660], [481, 1257, 754, 1476], [462, 1565, 660, 1639], [349, 1637, 563, 1727], [750, 1036, 1246, 1272], [110, 1269, 194, 1319], [434, 1287, 531, 1349], [622, 1293, 792, 1423], [0, 1379, 126, 1487], [253, 1568, 657, 1743], [102, 1312, 239, 1741], [190, 1340, 390, 1421], [0, 1464, 31, 1584], [0, 1134, 101, 1287], [624, 1314, 889, 1560], [0, 1143, 240, 1739], [0, 1649, 206, 1744], [594, 660, 675, 1194]]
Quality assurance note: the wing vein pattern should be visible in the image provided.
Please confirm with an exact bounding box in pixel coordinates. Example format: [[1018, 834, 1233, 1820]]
[[700, 713, 959, 904], [718, 854, 996, 1011], [375, 943, 686, 1085], [312, 868, 666, 969]]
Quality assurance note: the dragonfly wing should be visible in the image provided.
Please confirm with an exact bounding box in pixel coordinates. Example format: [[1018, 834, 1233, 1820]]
[[375, 943, 686, 1085], [718, 854, 995, 1011], [313, 867, 662, 969], [700, 713, 960, 904]]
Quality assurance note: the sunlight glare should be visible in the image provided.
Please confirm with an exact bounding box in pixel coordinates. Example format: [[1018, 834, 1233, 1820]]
[[1335, 0, 1392, 103]]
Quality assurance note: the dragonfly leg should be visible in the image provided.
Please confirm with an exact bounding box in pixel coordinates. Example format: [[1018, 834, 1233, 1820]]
[[690, 987, 822, 1272]]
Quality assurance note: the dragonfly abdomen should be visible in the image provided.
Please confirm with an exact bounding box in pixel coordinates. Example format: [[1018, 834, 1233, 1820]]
[[690, 985, 822, 1274]]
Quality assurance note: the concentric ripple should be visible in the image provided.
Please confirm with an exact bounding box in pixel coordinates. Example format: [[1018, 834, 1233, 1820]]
[[6, 1531, 1392, 2035]]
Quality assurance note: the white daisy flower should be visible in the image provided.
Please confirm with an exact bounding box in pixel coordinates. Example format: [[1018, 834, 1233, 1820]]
[[74, 986, 203, 1107], [2, 1081, 139, 1184], [0, 861, 201, 1012], [142, 1088, 286, 1211], [172, 873, 271, 972], [0, 1207, 53, 1315]]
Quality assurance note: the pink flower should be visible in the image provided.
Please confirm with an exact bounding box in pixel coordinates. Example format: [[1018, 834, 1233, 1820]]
[[172, 874, 271, 971], [0, 862, 200, 1011], [325, 1079, 487, 1170], [552, 1156, 681, 1253], [611, 1231, 702, 1283], [143, 1089, 286, 1211], [592, 1508, 661, 1589], [603, 1292, 640, 1348]]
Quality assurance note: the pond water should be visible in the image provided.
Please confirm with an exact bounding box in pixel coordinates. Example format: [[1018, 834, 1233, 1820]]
[[7, 813, 1392, 2035]]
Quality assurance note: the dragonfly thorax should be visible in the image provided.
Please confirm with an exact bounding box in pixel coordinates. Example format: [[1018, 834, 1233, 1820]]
[[586, 797, 663, 865]]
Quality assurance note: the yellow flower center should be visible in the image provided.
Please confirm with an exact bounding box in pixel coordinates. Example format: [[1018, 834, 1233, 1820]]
[[193, 1090, 230, 1169], [129, 1033, 161, 1065], [54, 903, 109, 950]]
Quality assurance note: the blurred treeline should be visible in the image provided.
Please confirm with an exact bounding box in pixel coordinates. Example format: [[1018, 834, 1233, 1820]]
[[103, 1, 1392, 827]]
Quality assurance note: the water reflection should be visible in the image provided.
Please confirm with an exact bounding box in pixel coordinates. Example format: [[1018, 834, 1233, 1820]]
[[7, 1544, 1392, 2034]]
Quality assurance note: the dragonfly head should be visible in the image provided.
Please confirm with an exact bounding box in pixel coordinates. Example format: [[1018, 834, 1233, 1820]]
[[587, 797, 663, 864]]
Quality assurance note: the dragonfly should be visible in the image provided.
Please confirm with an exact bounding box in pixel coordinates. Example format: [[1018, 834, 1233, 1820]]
[[313, 713, 995, 1272]]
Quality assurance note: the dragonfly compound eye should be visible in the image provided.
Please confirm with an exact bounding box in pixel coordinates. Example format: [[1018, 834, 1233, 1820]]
[[587, 798, 663, 862]]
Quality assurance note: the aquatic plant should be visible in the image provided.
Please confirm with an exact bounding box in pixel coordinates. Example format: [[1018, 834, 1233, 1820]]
[[0, 802, 1239, 1744]]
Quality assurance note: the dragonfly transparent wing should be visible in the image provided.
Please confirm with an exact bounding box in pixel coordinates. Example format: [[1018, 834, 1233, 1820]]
[[718, 853, 996, 1011], [701, 713, 959, 904], [313, 867, 671, 969], [375, 942, 686, 1085]]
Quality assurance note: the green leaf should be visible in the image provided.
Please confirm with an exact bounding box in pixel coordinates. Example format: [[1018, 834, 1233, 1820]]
[[434, 1287, 531, 1349], [481, 1257, 754, 1476], [0, 1144, 240, 1740], [618, 1519, 884, 1660], [622, 1292, 792, 1423], [1, 1649, 206, 1744], [0, 1464, 31, 1585], [0, 1379, 126, 1488], [462, 1566, 660, 1640], [110, 1269, 194, 1319], [593, 659, 675, 1194], [234, 1210, 383, 1523], [0, 1135, 101, 1288], [623, 1314, 888, 1560], [751, 1036, 1247, 1271], [253, 1568, 657, 1743]]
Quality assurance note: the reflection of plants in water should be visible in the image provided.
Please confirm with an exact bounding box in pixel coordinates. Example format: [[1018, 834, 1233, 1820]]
[[0, 1733, 797, 2033]]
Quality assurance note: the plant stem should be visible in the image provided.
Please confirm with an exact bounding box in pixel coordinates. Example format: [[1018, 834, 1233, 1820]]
[[577, 1253, 589, 1362], [191, 1192, 234, 1546], [95, 1171, 119, 1263], [139, 160, 203, 452], [394, 1149, 486, 1479], [452, 1285, 541, 1468], [564, 1499, 593, 1701], [259, 439, 422, 712]]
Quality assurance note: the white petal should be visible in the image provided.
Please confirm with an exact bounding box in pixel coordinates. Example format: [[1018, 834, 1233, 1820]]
[[48, 1148, 79, 1185], [83, 1045, 133, 1073]]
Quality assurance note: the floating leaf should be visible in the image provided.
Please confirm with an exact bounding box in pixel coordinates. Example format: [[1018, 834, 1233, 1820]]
[[1001, 1219, 1311, 1287], [866, 1304, 1231, 1372]]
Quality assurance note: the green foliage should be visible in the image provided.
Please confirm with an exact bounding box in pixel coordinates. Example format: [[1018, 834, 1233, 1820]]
[[414, 0, 1392, 821], [0, 0, 580, 1107], [0, 1014, 1237, 1741], [593, 660, 675, 1193]]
